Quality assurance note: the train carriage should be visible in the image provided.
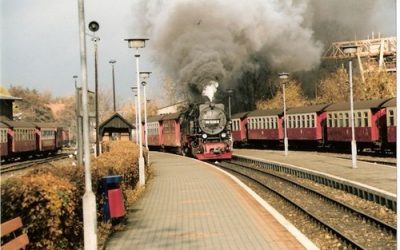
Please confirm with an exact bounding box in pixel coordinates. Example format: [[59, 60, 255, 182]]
[[247, 109, 283, 147], [146, 114, 164, 148], [0, 122, 9, 159], [382, 97, 396, 147], [286, 104, 330, 146], [231, 112, 248, 145], [1, 120, 37, 157], [325, 98, 391, 149], [34, 123, 64, 153], [160, 112, 182, 151]]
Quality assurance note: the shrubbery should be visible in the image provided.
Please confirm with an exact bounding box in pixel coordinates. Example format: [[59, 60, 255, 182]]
[[1, 141, 145, 249]]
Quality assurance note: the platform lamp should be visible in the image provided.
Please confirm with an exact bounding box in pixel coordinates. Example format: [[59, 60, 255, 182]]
[[87, 21, 101, 157], [140, 71, 151, 164], [77, 5, 97, 248], [109, 60, 117, 112], [342, 45, 358, 169], [278, 72, 289, 156], [125, 38, 149, 186]]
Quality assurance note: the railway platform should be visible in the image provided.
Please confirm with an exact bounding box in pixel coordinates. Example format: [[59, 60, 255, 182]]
[[234, 149, 396, 195], [105, 152, 316, 250]]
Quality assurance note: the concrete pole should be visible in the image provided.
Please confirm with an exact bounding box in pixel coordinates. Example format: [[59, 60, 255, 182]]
[[349, 61, 357, 168], [74, 80, 83, 167], [282, 83, 288, 156], [135, 50, 145, 186], [94, 39, 100, 157], [143, 83, 149, 163], [77, 0, 97, 249]]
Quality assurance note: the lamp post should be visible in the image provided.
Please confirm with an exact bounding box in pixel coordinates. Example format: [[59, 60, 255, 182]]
[[73, 75, 83, 167], [77, 3, 97, 249], [109, 60, 117, 112], [131, 87, 138, 143], [125, 38, 149, 186], [227, 89, 233, 120], [342, 45, 358, 168], [140, 71, 151, 161], [88, 21, 100, 157], [278, 72, 289, 156]]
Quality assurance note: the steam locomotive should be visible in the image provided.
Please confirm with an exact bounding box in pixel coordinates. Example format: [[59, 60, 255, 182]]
[[146, 102, 233, 160]]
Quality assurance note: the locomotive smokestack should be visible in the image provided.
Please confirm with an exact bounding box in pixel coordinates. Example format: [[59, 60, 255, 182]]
[[202, 81, 219, 103]]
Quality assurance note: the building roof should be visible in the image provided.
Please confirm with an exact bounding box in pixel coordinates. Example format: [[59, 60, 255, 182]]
[[99, 113, 135, 130], [286, 104, 331, 114], [247, 108, 282, 117], [325, 98, 392, 111], [0, 95, 22, 101]]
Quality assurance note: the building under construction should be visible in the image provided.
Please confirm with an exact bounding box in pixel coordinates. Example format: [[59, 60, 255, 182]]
[[323, 34, 396, 82]]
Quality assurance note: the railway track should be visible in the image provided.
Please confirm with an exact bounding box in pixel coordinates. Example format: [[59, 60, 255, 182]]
[[1, 154, 70, 174], [215, 160, 396, 249]]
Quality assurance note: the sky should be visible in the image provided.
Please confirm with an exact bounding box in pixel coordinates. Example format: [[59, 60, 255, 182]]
[[1, 0, 396, 109], [1, 0, 159, 109]]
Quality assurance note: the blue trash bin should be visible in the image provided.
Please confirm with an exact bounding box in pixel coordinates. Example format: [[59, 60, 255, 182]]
[[100, 175, 126, 221]]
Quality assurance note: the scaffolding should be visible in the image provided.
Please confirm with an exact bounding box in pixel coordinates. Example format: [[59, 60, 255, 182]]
[[323, 35, 396, 73]]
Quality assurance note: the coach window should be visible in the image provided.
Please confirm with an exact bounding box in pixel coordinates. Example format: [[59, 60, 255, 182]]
[[338, 113, 343, 127], [355, 112, 361, 127], [311, 114, 315, 127], [363, 111, 369, 127], [388, 109, 395, 126]]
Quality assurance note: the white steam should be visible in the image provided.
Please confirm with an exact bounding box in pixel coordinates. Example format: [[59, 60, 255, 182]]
[[202, 81, 219, 102]]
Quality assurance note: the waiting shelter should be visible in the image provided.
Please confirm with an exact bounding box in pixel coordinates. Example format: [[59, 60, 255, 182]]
[[99, 113, 134, 142]]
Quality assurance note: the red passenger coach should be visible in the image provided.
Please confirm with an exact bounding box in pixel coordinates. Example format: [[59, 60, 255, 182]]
[[325, 99, 391, 149], [382, 98, 396, 146], [0, 122, 9, 159], [160, 112, 182, 152], [2, 120, 37, 157], [231, 112, 248, 145], [146, 115, 164, 149], [286, 104, 330, 146], [247, 109, 283, 146]]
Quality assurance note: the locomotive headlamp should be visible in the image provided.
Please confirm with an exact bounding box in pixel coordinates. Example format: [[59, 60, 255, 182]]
[[202, 134, 208, 139], [221, 132, 227, 138]]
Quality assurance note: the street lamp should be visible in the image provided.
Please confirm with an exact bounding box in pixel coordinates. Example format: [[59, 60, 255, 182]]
[[125, 38, 149, 186], [131, 87, 138, 143], [342, 45, 358, 168], [109, 60, 117, 112], [77, 5, 97, 248], [140, 71, 151, 162], [88, 21, 100, 157], [278, 72, 289, 156]]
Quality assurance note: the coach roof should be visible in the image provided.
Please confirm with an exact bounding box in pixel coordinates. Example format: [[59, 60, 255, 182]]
[[247, 109, 282, 117], [325, 98, 392, 111], [381, 97, 396, 108], [161, 112, 181, 120], [286, 104, 331, 115], [0, 120, 36, 128], [147, 114, 164, 123], [231, 112, 249, 119]]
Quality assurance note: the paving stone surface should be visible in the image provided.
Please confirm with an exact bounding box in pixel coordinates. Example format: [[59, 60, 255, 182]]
[[106, 152, 305, 250]]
